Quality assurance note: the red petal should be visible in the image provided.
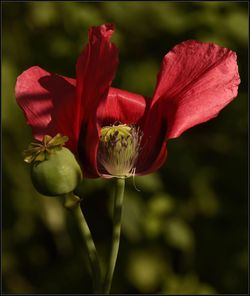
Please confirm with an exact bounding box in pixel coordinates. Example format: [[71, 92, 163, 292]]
[[136, 101, 168, 174], [15, 66, 79, 153], [76, 24, 119, 177], [151, 40, 240, 139], [137, 143, 168, 176], [97, 87, 146, 125], [137, 41, 240, 174]]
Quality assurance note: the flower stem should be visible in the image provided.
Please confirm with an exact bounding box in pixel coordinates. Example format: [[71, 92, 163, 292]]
[[103, 177, 125, 294], [74, 200, 102, 293]]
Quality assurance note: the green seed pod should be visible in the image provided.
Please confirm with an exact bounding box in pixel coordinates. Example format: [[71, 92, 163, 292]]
[[31, 147, 82, 196]]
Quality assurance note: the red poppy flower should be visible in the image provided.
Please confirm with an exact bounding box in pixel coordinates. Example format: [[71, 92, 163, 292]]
[[16, 23, 240, 178]]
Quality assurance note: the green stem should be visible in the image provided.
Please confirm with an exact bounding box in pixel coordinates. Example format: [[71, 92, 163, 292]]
[[74, 201, 102, 293], [103, 178, 126, 294]]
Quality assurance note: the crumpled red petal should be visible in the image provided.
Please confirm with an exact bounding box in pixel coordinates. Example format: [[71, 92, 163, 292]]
[[15, 66, 79, 153], [138, 40, 240, 174], [76, 23, 119, 123], [76, 24, 119, 177]]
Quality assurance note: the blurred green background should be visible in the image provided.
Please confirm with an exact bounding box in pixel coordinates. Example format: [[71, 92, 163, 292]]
[[2, 1, 248, 294]]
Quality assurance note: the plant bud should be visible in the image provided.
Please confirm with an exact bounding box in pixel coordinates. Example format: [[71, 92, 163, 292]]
[[23, 134, 83, 196], [31, 147, 82, 196]]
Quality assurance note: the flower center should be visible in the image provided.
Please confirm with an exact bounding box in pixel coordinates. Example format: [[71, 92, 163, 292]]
[[98, 123, 143, 177]]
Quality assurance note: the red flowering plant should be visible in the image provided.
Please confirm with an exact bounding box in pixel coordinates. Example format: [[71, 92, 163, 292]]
[[16, 23, 240, 293]]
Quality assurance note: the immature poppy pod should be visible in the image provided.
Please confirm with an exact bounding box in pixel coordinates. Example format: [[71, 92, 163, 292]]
[[24, 134, 83, 196], [16, 23, 240, 179]]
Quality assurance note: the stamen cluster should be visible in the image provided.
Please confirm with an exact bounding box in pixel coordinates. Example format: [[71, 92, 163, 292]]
[[98, 124, 143, 177]]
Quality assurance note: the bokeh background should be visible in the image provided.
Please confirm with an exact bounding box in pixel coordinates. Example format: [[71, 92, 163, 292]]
[[2, 1, 248, 294]]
